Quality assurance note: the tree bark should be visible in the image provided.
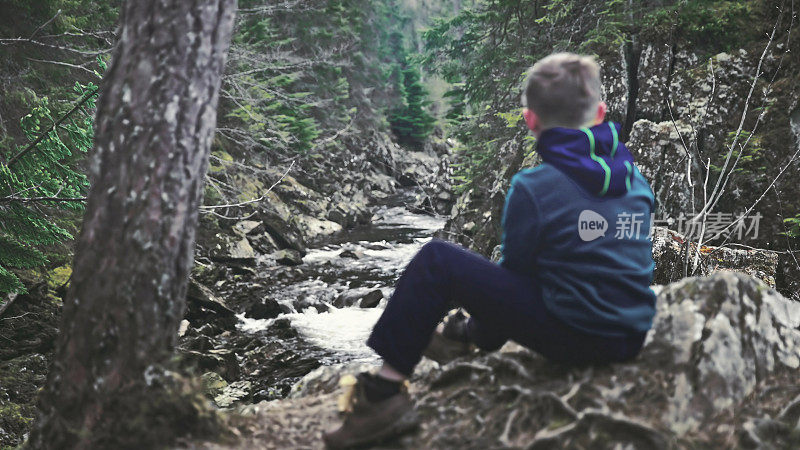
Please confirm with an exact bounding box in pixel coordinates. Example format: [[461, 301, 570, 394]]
[[27, 1, 236, 448]]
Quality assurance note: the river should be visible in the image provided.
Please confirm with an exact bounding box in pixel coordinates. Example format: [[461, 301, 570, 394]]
[[238, 190, 447, 366]]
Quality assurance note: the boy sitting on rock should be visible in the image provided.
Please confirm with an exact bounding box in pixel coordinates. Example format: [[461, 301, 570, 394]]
[[324, 52, 657, 449]]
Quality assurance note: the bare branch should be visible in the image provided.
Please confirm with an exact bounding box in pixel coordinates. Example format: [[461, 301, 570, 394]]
[[199, 160, 295, 211]]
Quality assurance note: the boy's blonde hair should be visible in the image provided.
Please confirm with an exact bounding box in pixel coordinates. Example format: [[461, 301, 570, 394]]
[[521, 52, 602, 129]]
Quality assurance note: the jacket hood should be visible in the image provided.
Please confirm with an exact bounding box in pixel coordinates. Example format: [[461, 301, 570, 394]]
[[536, 122, 635, 197]]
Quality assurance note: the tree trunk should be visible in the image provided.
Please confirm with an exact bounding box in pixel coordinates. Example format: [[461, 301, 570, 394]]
[[27, 1, 236, 448]]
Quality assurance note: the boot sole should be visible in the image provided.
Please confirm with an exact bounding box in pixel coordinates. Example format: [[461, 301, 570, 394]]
[[324, 408, 420, 449], [423, 332, 472, 365]]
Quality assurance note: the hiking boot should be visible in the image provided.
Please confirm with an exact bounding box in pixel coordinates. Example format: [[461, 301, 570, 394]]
[[423, 309, 475, 364], [323, 373, 419, 449]]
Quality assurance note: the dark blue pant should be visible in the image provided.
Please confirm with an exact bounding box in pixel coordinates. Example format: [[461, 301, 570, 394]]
[[367, 239, 646, 376]]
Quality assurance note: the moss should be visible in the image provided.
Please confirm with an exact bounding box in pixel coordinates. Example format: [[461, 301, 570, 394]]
[[233, 173, 265, 203], [46, 265, 72, 291], [0, 402, 33, 446], [208, 149, 234, 173]]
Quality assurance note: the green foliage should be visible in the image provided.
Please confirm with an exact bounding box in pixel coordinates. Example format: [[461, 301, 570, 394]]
[[0, 82, 95, 294], [389, 63, 436, 145], [709, 130, 766, 175], [641, 0, 754, 51], [783, 215, 800, 239]]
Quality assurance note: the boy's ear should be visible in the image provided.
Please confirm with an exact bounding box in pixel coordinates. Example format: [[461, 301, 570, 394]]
[[523, 108, 539, 133], [594, 101, 608, 125]]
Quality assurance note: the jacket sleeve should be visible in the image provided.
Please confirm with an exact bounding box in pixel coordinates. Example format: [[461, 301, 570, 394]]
[[498, 176, 541, 273]]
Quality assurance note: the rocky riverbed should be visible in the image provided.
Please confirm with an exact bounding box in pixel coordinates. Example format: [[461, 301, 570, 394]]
[[179, 191, 447, 408]]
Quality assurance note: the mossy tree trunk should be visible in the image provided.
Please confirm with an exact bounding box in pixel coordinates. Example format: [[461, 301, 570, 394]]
[[27, 0, 236, 448]]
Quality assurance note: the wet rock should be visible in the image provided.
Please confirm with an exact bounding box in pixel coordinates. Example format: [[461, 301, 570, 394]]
[[392, 146, 440, 188], [273, 249, 303, 266], [245, 298, 286, 320], [185, 279, 237, 330], [183, 334, 214, 352], [651, 226, 779, 286], [338, 248, 365, 259], [294, 296, 329, 314], [333, 288, 383, 308], [358, 290, 384, 308], [409, 193, 437, 216], [247, 231, 281, 255]]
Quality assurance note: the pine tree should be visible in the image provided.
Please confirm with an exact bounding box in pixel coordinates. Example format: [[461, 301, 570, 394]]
[[0, 81, 97, 294], [389, 63, 435, 145]]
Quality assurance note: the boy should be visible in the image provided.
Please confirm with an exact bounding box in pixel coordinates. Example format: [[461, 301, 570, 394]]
[[323, 53, 656, 449]]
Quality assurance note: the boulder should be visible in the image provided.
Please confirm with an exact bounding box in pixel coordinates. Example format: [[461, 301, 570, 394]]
[[327, 191, 372, 228], [245, 298, 286, 320], [209, 234, 257, 265], [651, 226, 778, 287], [358, 290, 384, 308], [292, 214, 342, 241], [259, 209, 307, 256], [333, 288, 383, 308]]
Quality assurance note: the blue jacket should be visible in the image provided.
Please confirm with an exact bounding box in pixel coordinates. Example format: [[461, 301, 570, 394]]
[[499, 122, 656, 337]]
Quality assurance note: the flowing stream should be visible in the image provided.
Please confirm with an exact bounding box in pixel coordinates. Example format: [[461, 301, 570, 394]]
[[238, 190, 447, 365]]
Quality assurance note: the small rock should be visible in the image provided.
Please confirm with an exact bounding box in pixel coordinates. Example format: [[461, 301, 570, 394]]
[[177, 319, 190, 337], [201, 372, 228, 398], [274, 249, 303, 266], [214, 380, 252, 408], [338, 249, 365, 259]]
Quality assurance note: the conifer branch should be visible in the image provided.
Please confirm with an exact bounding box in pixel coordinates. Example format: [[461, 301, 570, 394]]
[[6, 87, 99, 168], [0, 195, 87, 204]]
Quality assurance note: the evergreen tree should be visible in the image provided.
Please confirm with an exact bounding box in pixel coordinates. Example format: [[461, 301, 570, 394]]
[[389, 63, 436, 145], [0, 82, 97, 294]]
